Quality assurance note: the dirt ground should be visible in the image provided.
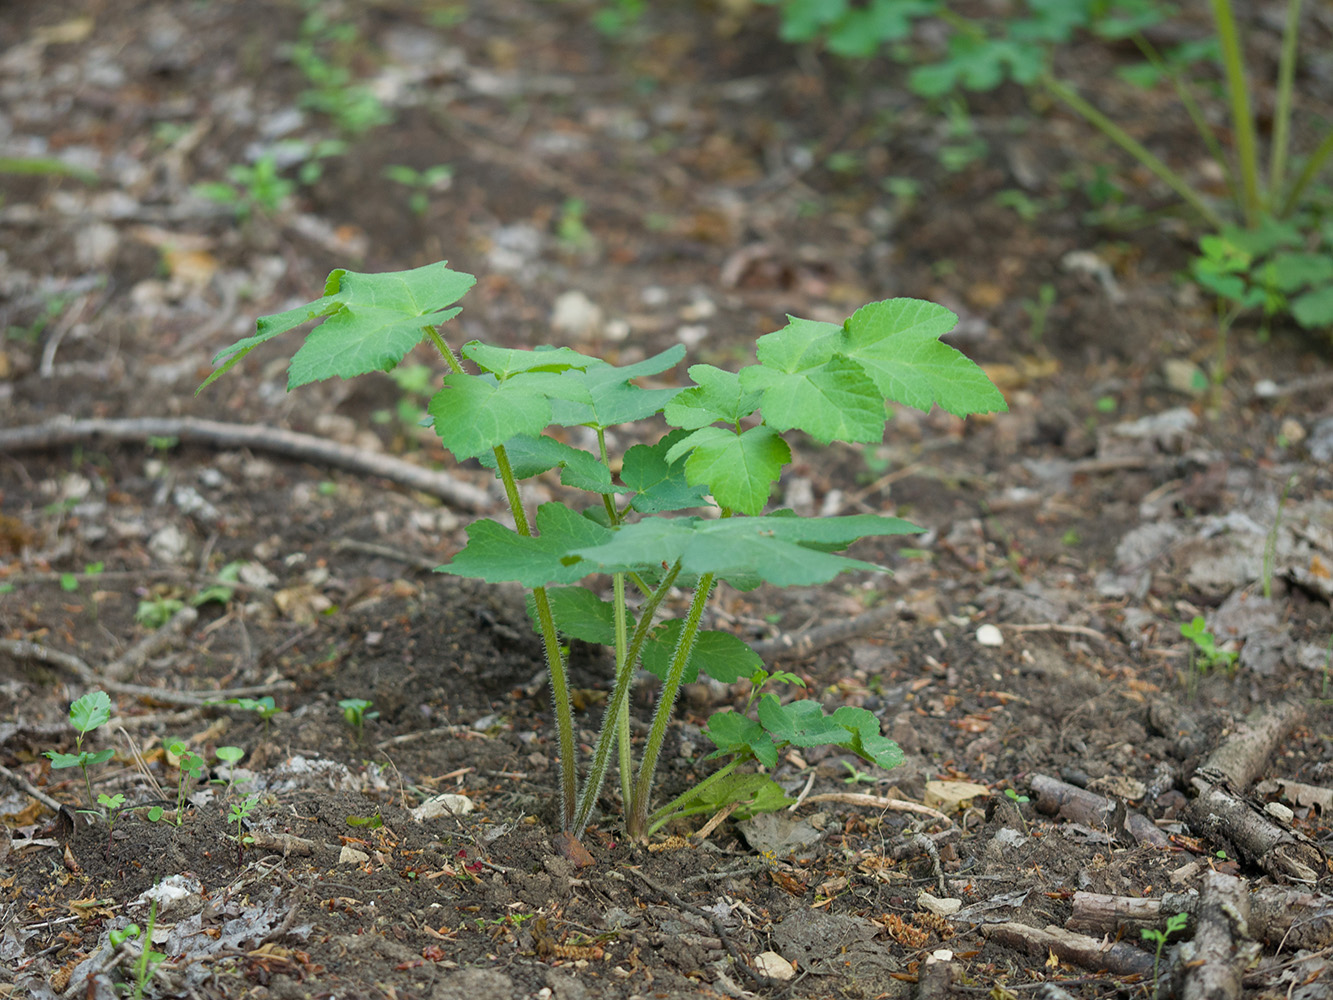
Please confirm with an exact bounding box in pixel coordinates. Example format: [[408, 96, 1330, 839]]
[[2, 1, 1332, 998]]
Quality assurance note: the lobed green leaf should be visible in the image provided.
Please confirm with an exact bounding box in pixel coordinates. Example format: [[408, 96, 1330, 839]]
[[639, 621, 762, 684], [666, 425, 791, 515], [663, 364, 763, 430], [478, 434, 622, 494], [427, 375, 552, 461], [622, 433, 712, 513], [438, 502, 612, 587]]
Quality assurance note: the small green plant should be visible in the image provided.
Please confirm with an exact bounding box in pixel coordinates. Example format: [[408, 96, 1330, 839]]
[[1180, 616, 1238, 674], [108, 912, 165, 1000], [590, 0, 645, 36], [135, 594, 186, 629], [167, 742, 205, 825], [229, 793, 260, 865], [221, 695, 283, 736], [760, 0, 1333, 337], [1142, 910, 1190, 989], [556, 197, 596, 252], [290, 2, 392, 136], [194, 153, 296, 221], [1021, 283, 1057, 344], [384, 164, 454, 217], [191, 560, 245, 607], [45, 690, 115, 809], [97, 792, 126, 858], [338, 698, 378, 740], [841, 761, 877, 785], [214, 746, 245, 796], [199, 260, 1005, 844]]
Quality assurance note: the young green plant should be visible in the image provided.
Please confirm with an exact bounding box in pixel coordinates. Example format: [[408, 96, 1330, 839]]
[[1142, 911, 1190, 990], [229, 793, 260, 865], [45, 690, 115, 810], [97, 792, 126, 859], [1181, 616, 1238, 674], [214, 746, 245, 796], [199, 261, 1006, 844], [167, 742, 205, 825], [338, 698, 377, 740]]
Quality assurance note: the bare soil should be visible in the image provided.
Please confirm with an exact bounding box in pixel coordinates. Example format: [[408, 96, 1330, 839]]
[[2, 2, 1331, 999]]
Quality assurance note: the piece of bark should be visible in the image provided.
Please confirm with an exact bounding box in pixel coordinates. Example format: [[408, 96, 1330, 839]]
[[243, 831, 316, 856], [915, 952, 953, 1000], [1173, 872, 1260, 1000], [1069, 887, 1333, 950], [1185, 777, 1324, 884], [1029, 773, 1169, 847], [1198, 702, 1306, 788], [983, 921, 1155, 978]]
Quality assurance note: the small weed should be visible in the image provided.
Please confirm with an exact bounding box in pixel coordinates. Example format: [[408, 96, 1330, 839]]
[[1180, 616, 1238, 675], [220, 695, 283, 737], [229, 794, 260, 865], [1021, 283, 1057, 344], [841, 761, 877, 785], [168, 742, 206, 825], [45, 690, 115, 809], [214, 746, 245, 797], [556, 197, 596, 252], [1142, 911, 1190, 990], [135, 594, 185, 629], [384, 164, 454, 217], [194, 153, 295, 221], [339, 698, 378, 740], [96, 792, 126, 858]]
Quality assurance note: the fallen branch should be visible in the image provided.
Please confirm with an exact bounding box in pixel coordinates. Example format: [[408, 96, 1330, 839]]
[[798, 791, 951, 824], [104, 606, 197, 682], [0, 761, 64, 813], [982, 921, 1155, 978], [1068, 887, 1333, 950], [0, 416, 492, 511], [1029, 773, 1168, 847], [1173, 871, 1259, 1000], [1198, 701, 1306, 788], [0, 638, 294, 705]]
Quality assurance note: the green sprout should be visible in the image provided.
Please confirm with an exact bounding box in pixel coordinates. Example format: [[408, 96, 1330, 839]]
[[97, 792, 126, 858], [220, 695, 283, 737], [45, 690, 115, 809], [229, 793, 260, 865], [338, 698, 378, 740], [1142, 911, 1190, 989], [384, 164, 454, 217], [167, 742, 206, 825], [1180, 616, 1238, 675], [214, 746, 245, 796], [198, 260, 1005, 845]]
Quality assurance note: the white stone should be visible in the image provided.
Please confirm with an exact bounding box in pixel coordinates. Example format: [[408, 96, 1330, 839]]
[[753, 952, 795, 981], [975, 624, 1003, 647], [916, 892, 962, 916], [411, 793, 475, 822], [339, 846, 370, 865], [551, 290, 603, 339]]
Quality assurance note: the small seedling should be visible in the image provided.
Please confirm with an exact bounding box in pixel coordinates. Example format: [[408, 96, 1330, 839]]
[[229, 793, 260, 865], [221, 695, 282, 737], [97, 792, 126, 858], [194, 154, 295, 221], [338, 698, 378, 740], [191, 561, 245, 607], [45, 690, 115, 809], [135, 594, 185, 629], [384, 164, 454, 217], [1141, 911, 1189, 989], [214, 746, 245, 796], [841, 761, 877, 785], [1180, 616, 1238, 674], [199, 260, 1005, 845], [167, 742, 206, 825]]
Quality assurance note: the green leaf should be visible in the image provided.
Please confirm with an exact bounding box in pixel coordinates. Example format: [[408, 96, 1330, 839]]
[[666, 425, 791, 515], [69, 690, 112, 735], [838, 299, 1008, 416], [1267, 252, 1333, 293], [427, 374, 553, 460], [829, 705, 904, 770], [703, 710, 778, 768], [439, 502, 613, 587], [566, 512, 920, 589], [639, 621, 762, 684], [462, 343, 599, 379], [622, 433, 712, 513], [663, 364, 763, 429], [742, 355, 884, 444], [661, 772, 791, 820], [478, 434, 620, 493], [1291, 285, 1333, 329], [45, 751, 85, 769], [528, 586, 623, 644], [541, 346, 686, 428], [198, 262, 475, 393], [758, 695, 848, 747]]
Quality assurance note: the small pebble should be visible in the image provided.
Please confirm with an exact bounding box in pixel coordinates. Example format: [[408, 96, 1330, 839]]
[[975, 624, 1003, 647]]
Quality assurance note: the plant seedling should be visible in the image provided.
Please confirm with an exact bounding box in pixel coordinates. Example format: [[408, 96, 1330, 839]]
[[1142, 910, 1189, 989], [384, 164, 454, 217], [1180, 616, 1238, 674], [135, 594, 185, 629], [199, 260, 1006, 845], [45, 690, 115, 809], [842, 761, 877, 785], [229, 793, 260, 865], [338, 698, 378, 740], [167, 742, 206, 825], [214, 746, 245, 796], [221, 695, 282, 737], [97, 792, 126, 858]]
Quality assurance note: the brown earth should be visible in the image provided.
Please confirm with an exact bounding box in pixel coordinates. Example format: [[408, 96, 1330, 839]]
[[1, 2, 1332, 999]]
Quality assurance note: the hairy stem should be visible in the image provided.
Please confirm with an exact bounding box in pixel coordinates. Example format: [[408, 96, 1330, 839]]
[[1041, 75, 1224, 230], [425, 324, 578, 828], [627, 570, 716, 840], [1268, 0, 1303, 208], [1210, 0, 1261, 226], [572, 562, 681, 837], [646, 757, 741, 836]]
